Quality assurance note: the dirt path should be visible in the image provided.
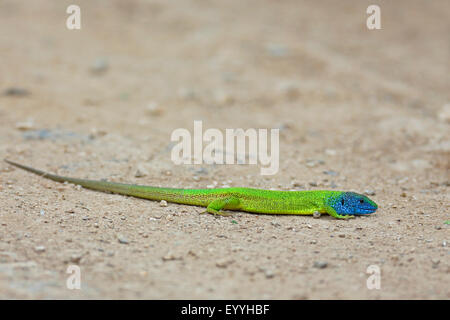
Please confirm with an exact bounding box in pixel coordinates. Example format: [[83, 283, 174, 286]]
[[0, 0, 448, 299]]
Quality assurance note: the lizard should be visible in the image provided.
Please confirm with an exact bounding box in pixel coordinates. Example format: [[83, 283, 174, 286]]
[[4, 159, 378, 219]]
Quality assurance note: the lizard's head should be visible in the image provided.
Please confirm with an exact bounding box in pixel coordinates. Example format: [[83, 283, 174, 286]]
[[329, 192, 378, 216]]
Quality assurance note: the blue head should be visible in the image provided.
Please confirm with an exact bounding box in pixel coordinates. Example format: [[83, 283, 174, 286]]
[[329, 192, 378, 216]]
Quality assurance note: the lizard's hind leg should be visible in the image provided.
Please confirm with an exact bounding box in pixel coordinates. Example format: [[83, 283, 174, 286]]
[[204, 197, 241, 217]]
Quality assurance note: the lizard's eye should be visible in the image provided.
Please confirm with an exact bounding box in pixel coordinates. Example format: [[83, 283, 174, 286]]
[[359, 199, 364, 204]]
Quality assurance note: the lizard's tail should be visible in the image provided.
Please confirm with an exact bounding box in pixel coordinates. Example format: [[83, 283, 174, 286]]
[[3, 159, 200, 204], [5, 159, 72, 183]]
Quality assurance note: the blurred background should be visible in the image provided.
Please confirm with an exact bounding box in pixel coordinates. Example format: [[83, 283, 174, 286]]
[[1, 1, 448, 175]]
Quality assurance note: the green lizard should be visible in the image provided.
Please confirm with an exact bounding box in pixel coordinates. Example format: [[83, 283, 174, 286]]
[[4, 160, 378, 219]]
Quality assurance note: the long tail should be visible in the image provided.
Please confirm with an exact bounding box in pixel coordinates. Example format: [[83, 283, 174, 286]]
[[4, 159, 211, 206]]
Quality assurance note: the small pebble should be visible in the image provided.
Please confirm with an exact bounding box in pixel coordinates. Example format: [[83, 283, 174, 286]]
[[15, 120, 34, 131], [431, 258, 440, 267], [313, 212, 321, 219], [160, 200, 168, 207], [313, 261, 328, 269], [291, 181, 304, 189], [397, 177, 409, 184], [135, 165, 149, 177], [276, 82, 299, 100], [213, 89, 234, 105], [264, 270, 275, 278], [89, 127, 107, 138], [69, 253, 83, 263], [4, 87, 30, 97], [364, 189, 376, 196], [163, 252, 182, 261], [306, 159, 324, 168], [90, 57, 108, 74], [146, 102, 164, 116], [216, 259, 234, 268], [323, 170, 338, 176], [34, 246, 46, 253], [117, 235, 129, 244]]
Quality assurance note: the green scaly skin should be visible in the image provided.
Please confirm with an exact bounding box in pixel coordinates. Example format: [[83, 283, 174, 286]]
[[4, 160, 378, 219]]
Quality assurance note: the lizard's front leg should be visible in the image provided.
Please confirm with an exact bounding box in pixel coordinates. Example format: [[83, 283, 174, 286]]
[[326, 206, 355, 220]]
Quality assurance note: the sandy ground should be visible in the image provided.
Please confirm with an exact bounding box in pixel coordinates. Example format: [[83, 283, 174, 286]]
[[0, 0, 449, 299]]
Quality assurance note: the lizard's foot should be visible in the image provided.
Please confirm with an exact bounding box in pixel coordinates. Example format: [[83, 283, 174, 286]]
[[326, 208, 355, 220], [336, 214, 355, 219], [206, 207, 233, 217]]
